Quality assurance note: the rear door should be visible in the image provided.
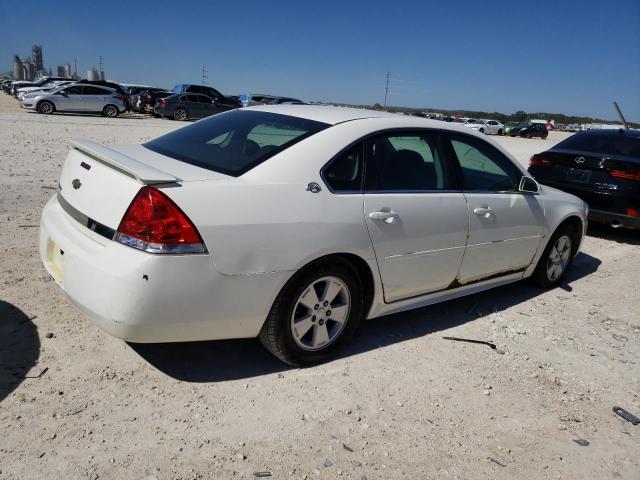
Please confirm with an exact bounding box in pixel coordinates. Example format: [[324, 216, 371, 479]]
[[444, 132, 545, 283], [81, 86, 109, 111], [55, 85, 83, 111], [363, 130, 469, 302]]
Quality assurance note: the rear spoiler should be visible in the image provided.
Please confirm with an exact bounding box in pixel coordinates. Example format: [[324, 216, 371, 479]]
[[70, 139, 179, 185]]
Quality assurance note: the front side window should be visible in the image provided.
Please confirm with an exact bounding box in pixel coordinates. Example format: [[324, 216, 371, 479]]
[[448, 134, 519, 192], [144, 110, 329, 176], [365, 132, 450, 191], [323, 144, 363, 192]]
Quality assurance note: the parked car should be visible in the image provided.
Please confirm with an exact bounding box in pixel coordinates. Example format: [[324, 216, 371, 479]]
[[510, 122, 548, 139], [241, 94, 305, 107], [17, 80, 74, 99], [10, 76, 73, 96], [528, 128, 640, 229], [172, 84, 242, 108], [466, 119, 504, 135], [154, 93, 236, 120], [130, 88, 171, 113], [503, 121, 521, 136], [21, 83, 126, 117], [39, 105, 587, 366]]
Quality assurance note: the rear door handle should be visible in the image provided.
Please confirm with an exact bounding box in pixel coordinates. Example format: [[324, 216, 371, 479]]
[[473, 207, 494, 218], [369, 211, 399, 223]]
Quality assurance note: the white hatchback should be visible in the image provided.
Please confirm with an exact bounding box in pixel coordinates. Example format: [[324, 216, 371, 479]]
[[40, 106, 588, 365]]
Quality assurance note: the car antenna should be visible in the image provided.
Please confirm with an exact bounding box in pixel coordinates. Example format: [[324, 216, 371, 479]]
[[613, 101, 630, 130]]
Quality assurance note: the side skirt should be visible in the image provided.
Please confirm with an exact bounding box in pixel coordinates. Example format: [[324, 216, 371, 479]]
[[367, 271, 525, 319]]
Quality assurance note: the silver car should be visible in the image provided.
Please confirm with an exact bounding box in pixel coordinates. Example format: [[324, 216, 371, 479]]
[[21, 83, 125, 117]]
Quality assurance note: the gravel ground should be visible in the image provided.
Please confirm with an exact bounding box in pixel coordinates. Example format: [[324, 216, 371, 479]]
[[1, 94, 638, 480]]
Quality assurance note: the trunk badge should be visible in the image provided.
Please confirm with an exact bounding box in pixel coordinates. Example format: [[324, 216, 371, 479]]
[[72, 178, 82, 190], [575, 156, 586, 164]]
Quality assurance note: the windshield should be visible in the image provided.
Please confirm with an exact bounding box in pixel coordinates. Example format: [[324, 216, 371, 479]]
[[144, 110, 330, 176]]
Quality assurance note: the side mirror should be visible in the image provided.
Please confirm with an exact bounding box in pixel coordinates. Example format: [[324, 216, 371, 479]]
[[519, 176, 539, 193]]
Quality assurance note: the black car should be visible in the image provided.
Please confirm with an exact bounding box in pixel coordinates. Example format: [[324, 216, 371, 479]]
[[172, 84, 242, 108], [154, 93, 236, 120], [130, 88, 171, 113], [528, 129, 640, 229], [510, 122, 548, 139]]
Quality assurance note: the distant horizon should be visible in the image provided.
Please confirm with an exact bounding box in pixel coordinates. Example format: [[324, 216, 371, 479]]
[[1, 0, 638, 122]]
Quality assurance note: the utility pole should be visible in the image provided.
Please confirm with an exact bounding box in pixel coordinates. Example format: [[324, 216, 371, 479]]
[[384, 72, 390, 107], [201, 65, 208, 85]]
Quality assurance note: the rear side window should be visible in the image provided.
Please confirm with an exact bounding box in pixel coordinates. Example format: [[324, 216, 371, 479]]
[[365, 132, 450, 191], [323, 144, 364, 192], [144, 110, 329, 176], [83, 86, 109, 95]]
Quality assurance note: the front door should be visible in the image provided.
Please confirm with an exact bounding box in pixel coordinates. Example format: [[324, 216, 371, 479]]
[[444, 132, 545, 283], [363, 131, 469, 302]]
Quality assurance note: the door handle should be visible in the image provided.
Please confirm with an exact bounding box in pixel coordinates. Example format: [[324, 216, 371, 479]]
[[369, 211, 399, 223], [473, 207, 494, 218]]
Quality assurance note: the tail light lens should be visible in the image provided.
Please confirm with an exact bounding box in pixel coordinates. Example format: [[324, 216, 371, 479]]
[[115, 186, 206, 254], [530, 154, 553, 167], [608, 168, 640, 181], [114, 94, 125, 101], [627, 208, 640, 218], [158, 98, 167, 106]]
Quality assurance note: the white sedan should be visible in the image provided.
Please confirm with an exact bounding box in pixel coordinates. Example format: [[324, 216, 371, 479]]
[[40, 105, 587, 365], [466, 119, 504, 135]]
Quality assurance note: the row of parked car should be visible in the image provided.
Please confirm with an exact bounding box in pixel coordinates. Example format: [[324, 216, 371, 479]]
[[0, 76, 305, 120]]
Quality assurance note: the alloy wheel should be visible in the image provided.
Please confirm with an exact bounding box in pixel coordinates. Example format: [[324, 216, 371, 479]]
[[290, 276, 351, 351], [104, 105, 117, 117], [175, 109, 187, 121], [39, 102, 53, 114], [546, 235, 572, 282]]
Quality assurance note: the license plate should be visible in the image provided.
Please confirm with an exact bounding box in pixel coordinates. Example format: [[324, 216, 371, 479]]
[[565, 168, 592, 183]]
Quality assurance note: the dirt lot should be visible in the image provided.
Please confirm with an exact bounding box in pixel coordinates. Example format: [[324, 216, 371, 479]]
[[1, 93, 638, 480]]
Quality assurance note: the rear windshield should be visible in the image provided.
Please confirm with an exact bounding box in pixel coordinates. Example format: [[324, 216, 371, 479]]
[[144, 110, 330, 176], [554, 131, 640, 157]]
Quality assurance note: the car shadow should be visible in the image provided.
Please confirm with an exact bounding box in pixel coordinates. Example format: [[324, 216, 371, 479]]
[[587, 223, 640, 245], [0, 301, 41, 402], [130, 251, 600, 383]]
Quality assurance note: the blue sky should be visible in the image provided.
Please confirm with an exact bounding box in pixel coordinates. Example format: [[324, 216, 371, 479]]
[[2, 0, 639, 121]]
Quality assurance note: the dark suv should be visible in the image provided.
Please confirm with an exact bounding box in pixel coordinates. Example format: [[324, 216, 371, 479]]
[[510, 122, 548, 139], [172, 84, 242, 108]]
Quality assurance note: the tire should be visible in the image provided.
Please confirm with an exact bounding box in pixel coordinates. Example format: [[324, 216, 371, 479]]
[[102, 105, 119, 118], [173, 108, 187, 121], [542, 133, 548, 140], [479, 128, 484, 134], [37, 101, 54, 115], [530, 224, 578, 288], [259, 257, 363, 366], [497, 129, 503, 136]]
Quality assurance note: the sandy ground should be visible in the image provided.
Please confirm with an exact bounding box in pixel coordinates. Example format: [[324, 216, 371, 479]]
[[0, 93, 638, 480]]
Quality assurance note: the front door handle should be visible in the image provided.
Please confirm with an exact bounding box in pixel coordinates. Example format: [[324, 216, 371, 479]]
[[369, 211, 399, 223], [473, 207, 494, 218]]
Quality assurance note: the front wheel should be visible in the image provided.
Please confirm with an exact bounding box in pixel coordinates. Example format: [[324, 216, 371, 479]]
[[530, 225, 577, 288], [37, 101, 54, 114], [497, 129, 503, 135], [259, 258, 363, 366], [102, 104, 119, 117]]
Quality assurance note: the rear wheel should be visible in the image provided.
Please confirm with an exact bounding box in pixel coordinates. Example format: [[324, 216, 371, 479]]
[[259, 258, 363, 366], [102, 104, 119, 117], [530, 225, 577, 288], [37, 100, 54, 114], [173, 108, 187, 121]]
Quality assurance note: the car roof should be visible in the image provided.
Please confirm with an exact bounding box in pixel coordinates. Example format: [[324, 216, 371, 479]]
[[245, 104, 412, 125]]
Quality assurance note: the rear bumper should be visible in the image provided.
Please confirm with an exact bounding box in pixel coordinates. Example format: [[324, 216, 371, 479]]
[[588, 209, 640, 229], [39, 194, 288, 343]]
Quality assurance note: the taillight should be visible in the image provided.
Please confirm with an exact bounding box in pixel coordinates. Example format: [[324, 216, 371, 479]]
[[608, 168, 640, 181], [115, 186, 206, 254], [530, 154, 553, 167], [627, 208, 640, 218], [158, 98, 167, 105], [114, 94, 125, 101]]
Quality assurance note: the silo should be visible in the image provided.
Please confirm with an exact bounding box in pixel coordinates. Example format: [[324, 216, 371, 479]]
[[87, 68, 99, 81], [12, 55, 23, 80]]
